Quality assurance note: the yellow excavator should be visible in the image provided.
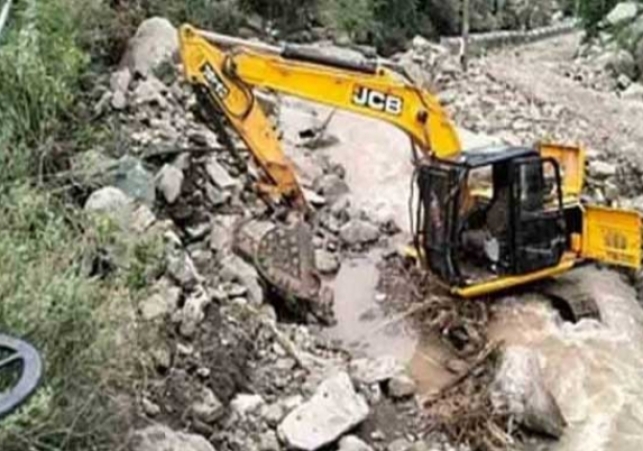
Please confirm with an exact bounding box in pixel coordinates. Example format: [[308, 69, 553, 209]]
[[178, 25, 641, 317]]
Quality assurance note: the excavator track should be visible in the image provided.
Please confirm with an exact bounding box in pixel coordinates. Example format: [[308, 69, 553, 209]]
[[539, 273, 601, 322]]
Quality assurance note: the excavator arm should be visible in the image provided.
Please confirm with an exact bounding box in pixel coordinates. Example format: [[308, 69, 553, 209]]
[[178, 24, 461, 209]]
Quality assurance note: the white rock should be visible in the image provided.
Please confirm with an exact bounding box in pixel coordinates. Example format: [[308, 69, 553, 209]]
[[314, 173, 350, 204], [131, 204, 157, 233], [231, 393, 265, 416], [339, 435, 374, 451], [589, 160, 617, 179], [350, 356, 405, 385], [315, 249, 340, 275], [84, 186, 134, 225], [111, 90, 127, 110], [205, 156, 239, 190], [166, 246, 202, 288], [387, 438, 411, 451], [387, 374, 417, 399], [122, 17, 179, 78], [157, 164, 184, 204], [622, 82, 643, 100], [606, 2, 639, 26], [178, 286, 211, 337], [140, 278, 181, 321], [110, 68, 132, 97], [339, 219, 380, 245], [133, 76, 168, 107], [220, 254, 264, 305], [278, 372, 369, 451], [129, 425, 216, 451], [258, 430, 280, 451], [490, 346, 566, 438]]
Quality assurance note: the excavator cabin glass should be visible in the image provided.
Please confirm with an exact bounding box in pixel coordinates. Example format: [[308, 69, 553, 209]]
[[417, 147, 567, 288]]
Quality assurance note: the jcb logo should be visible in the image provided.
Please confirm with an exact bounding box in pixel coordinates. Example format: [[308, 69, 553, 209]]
[[201, 63, 229, 99], [352, 86, 403, 116]]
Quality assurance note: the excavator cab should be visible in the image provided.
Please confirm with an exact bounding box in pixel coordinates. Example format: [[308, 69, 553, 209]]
[[419, 146, 582, 297]]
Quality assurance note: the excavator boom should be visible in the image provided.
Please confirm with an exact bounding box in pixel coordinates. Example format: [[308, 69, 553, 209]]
[[179, 25, 461, 208]]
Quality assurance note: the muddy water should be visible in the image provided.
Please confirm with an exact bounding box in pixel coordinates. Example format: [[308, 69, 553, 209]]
[[490, 268, 643, 451], [281, 99, 643, 450]]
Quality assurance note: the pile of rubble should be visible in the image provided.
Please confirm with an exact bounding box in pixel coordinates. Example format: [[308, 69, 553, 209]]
[[564, 2, 643, 100]]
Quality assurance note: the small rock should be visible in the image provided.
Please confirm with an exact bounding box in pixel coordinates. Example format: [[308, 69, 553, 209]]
[[191, 386, 225, 423], [129, 425, 215, 451], [131, 205, 157, 233], [388, 438, 411, 451], [133, 76, 168, 107], [589, 160, 617, 179], [622, 82, 643, 100], [258, 430, 280, 451], [141, 397, 161, 417], [387, 374, 417, 399], [166, 245, 202, 288], [150, 345, 172, 370], [230, 393, 265, 416], [339, 435, 374, 451], [339, 219, 380, 246], [261, 403, 286, 427], [206, 156, 239, 190], [156, 164, 184, 204], [178, 287, 211, 337], [111, 91, 127, 110], [350, 356, 405, 385], [617, 73, 632, 90], [314, 173, 350, 204], [315, 249, 340, 275], [110, 68, 132, 98], [209, 216, 236, 253], [278, 372, 369, 451], [140, 278, 181, 321], [220, 254, 264, 305], [601, 49, 636, 80]]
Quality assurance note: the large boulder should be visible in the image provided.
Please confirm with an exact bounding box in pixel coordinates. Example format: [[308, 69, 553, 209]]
[[605, 2, 639, 27], [128, 424, 216, 451], [278, 372, 369, 450], [490, 346, 566, 438], [121, 17, 179, 78]]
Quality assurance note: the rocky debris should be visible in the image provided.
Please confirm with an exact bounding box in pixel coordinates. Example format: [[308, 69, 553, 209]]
[[157, 163, 184, 204], [387, 374, 417, 399], [602, 49, 637, 80], [622, 81, 643, 99], [339, 219, 380, 246], [589, 160, 618, 179], [350, 356, 405, 385], [121, 17, 179, 78], [230, 393, 265, 416], [387, 438, 412, 451], [339, 435, 374, 451], [133, 76, 169, 107], [491, 346, 566, 438], [606, 1, 639, 26], [220, 253, 264, 305], [278, 372, 369, 451], [128, 425, 216, 451]]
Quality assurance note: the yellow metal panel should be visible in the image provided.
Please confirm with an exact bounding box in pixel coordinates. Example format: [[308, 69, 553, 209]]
[[538, 143, 585, 199], [582, 205, 641, 269], [453, 254, 578, 298]]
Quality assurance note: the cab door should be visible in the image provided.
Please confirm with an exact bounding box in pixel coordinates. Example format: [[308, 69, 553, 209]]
[[417, 163, 462, 285], [510, 157, 567, 274]]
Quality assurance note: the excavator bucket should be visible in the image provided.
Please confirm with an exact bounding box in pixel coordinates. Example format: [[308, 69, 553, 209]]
[[233, 219, 324, 312]]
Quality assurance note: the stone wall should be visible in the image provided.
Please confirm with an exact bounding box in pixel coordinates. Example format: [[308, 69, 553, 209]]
[[440, 19, 578, 55]]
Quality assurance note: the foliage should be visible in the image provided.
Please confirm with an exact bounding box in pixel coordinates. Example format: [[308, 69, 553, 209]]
[[577, 0, 620, 34], [0, 185, 163, 451], [240, 0, 318, 32]]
